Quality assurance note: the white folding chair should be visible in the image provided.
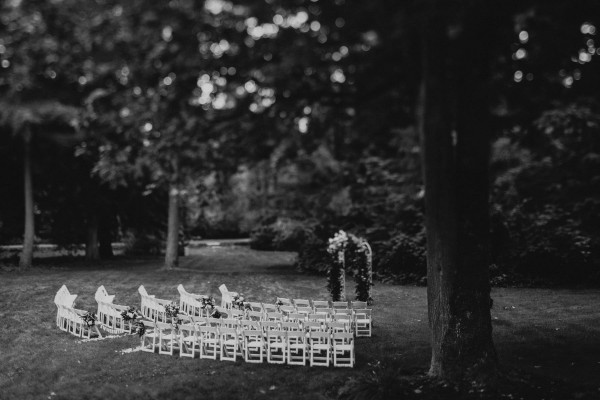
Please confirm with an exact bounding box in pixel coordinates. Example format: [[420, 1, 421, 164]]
[[266, 330, 287, 364], [312, 300, 330, 310], [156, 322, 178, 356], [354, 308, 372, 337], [332, 332, 355, 367], [219, 327, 240, 361], [332, 301, 349, 310], [308, 331, 330, 367], [179, 323, 198, 358], [243, 329, 264, 363], [199, 326, 219, 359], [141, 322, 159, 353], [138, 285, 170, 322], [95, 286, 131, 334], [287, 331, 307, 366], [293, 299, 311, 308], [261, 303, 278, 313]]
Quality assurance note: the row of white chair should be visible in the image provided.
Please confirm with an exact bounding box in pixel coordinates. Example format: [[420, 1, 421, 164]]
[[140, 320, 355, 367]]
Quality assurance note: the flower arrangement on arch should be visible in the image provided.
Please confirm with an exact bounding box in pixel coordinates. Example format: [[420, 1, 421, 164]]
[[232, 293, 251, 310], [121, 307, 141, 322], [165, 302, 180, 319], [80, 311, 97, 327], [134, 321, 146, 337]]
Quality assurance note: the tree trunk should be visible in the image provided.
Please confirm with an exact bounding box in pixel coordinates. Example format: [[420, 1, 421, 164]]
[[85, 213, 100, 261], [164, 185, 179, 270], [418, 1, 497, 381], [19, 131, 34, 269]]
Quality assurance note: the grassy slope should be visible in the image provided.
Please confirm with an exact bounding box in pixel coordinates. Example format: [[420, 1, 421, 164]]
[[0, 248, 599, 400]]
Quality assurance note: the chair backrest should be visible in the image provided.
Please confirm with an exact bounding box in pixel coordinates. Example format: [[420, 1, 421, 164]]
[[240, 319, 260, 330], [280, 305, 296, 314], [177, 284, 187, 296], [199, 325, 219, 336], [266, 312, 283, 321], [327, 321, 349, 333], [246, 310, 263, 321], [287, 330, 305, 340], [308, 313, 327, 322], [303, 321, 323, 332], [179, 323, 196, 336], [220, 318, 240, 329], [266, 329, 287, 341], [280, 322, 301, 331], [332, 331, 354, 343], [309, 331, 330, 342], [332, 301, 349, 309], [276, 297, 292, 306], [312, 300, 330, 309], [287, 313, 305, 322], [262, 303, 278, 313], [138, 285, 149, 297], [218, 284, 228, 295], [293, 299, 310, 308], [296, 307, 312, 315], [354, 308, 372, 318], [350, 301, 368, 309], [54, 285, 77, 307], [95, 285, 115, 303]]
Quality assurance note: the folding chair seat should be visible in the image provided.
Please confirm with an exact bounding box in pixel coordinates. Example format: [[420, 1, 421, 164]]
[[312, 300, 330, 310], [308, 331, 331, 367], [280, 321, 302, 332], [261, 303, 278, 313], [279, 305, 296, 318], [303, 320, 324, 333], [198, 326, 220, 359], [350, 301, 368, 310], [287, 313, 305, 323], [293, 299, 311, 308], [240, 319, 261, 331], [275, 297, 292, 306], [266, 312, 283, 322], [354, 308, 372, 337], [326, 321, 349, 334], [332, 332, 355, 367], [219, 327, 240, 361], [243, 329, 265, 363], [156, 321, 178, 356], [266, 330, 287, 364], [141, 322, 159, 353], [246, 310, 264, 321], [332, 301, 349, 310], [287, 331, 307, 365], [179, 323, 199, 358]]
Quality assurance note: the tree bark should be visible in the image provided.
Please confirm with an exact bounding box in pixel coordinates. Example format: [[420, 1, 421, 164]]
[[19, 130, 34, 269], [85, 212, 100, 261], [418, 0, 497, 381], [164, 185, 180, 270]]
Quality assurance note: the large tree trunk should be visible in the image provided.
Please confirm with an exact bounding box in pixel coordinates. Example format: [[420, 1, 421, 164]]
[[164, 185, 179, 270], [19, 131, 34, 269], [85, 212, 100, 261], [418, 1, 497, 381]]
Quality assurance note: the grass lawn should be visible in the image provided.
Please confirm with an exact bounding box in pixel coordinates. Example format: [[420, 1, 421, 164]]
[[1, 247, 600, 399]]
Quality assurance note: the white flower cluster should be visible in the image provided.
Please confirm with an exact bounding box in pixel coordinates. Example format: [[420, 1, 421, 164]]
[[327, 230, 349, 255]]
